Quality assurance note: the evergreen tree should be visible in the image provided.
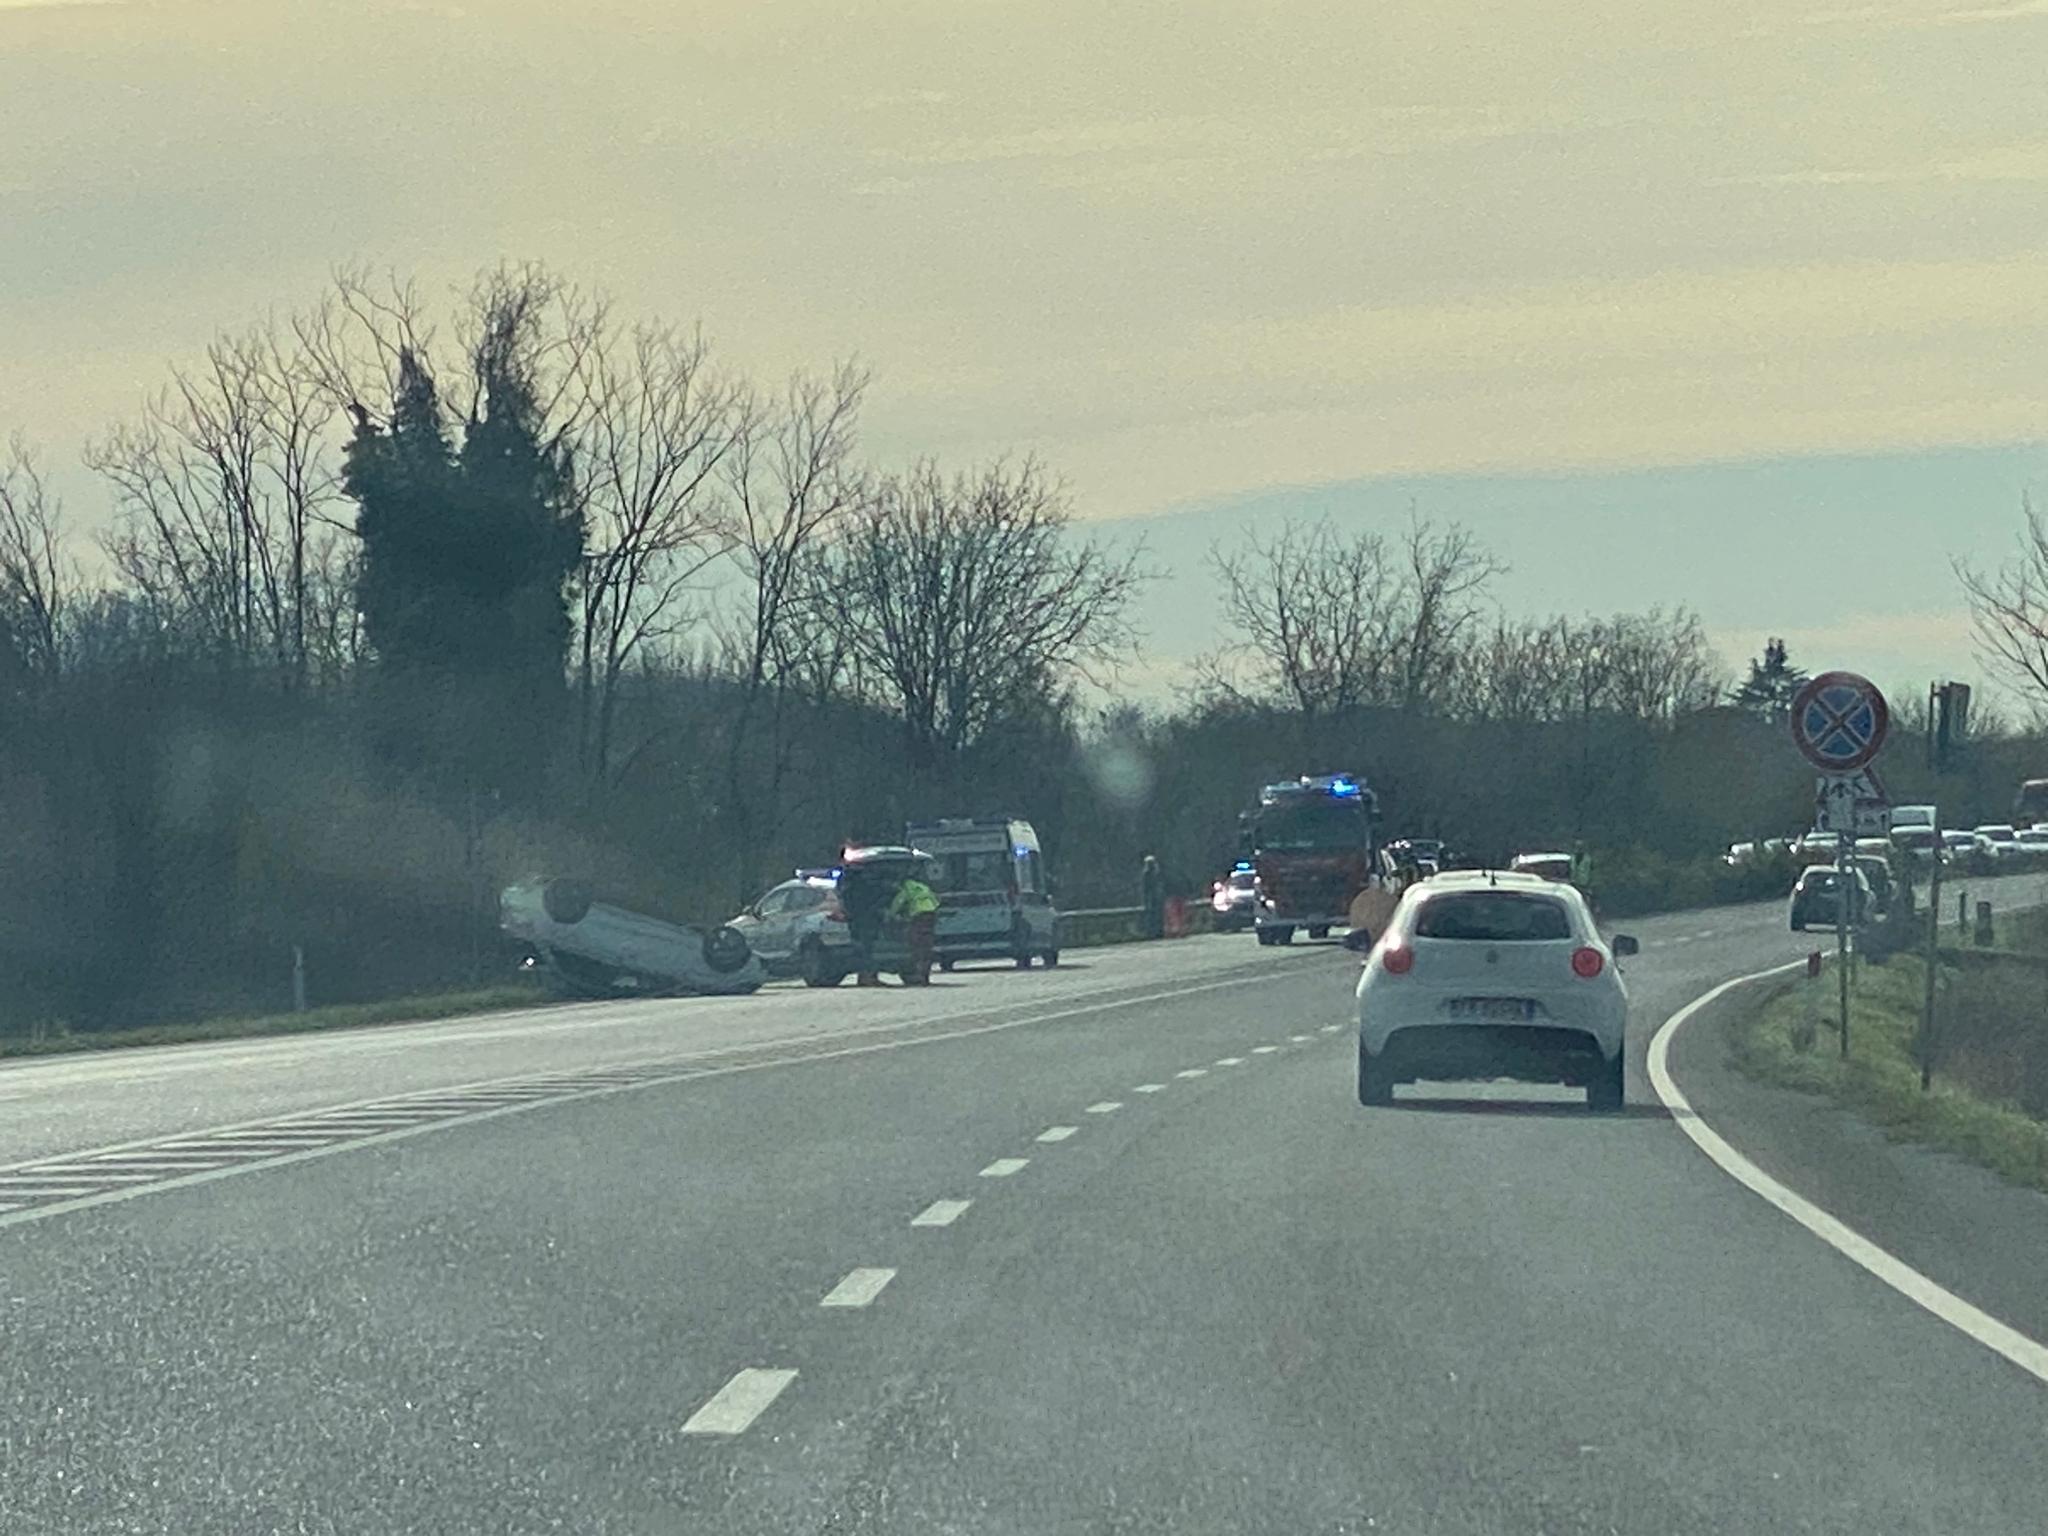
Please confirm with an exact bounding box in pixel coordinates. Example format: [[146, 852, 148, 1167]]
[[343, 332, 583, 805], [1731, 637, 1806, 724]]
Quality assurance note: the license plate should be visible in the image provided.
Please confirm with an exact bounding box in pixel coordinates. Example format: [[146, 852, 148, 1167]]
[[1448, 997, 1536, 1021]]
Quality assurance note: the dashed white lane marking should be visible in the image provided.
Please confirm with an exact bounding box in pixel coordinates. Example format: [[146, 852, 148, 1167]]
[[1133, 1083, 1166, 1093], [1650, 959, 2048, 1388], [980, 1158, 1029, 1178], [1085, 1101, 1123, 1114], [1670, 936, 1695, 946], [1290, 1034, 1313, 1043], [680, 1368, 799, 1435], [911, 1198, 972, 1228], [1321, 1024, 1342, 1034], [1689, 930, 1718, 941], [1037, 1125, 1079, 1143], [1175, 1068, 1208, 1079], [819, 1268, 896, 1309], [1215, 1057, 1245, 1067], [1252, 1045, 1279, 1055]]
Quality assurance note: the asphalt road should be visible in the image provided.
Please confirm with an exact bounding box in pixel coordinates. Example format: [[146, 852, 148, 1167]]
[[6, 882, 2048, 1534]]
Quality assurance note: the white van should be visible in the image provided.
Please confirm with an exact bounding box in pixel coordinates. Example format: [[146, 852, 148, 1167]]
[[1891, 804, 1937, 832], [905, 817, 1060, 969]]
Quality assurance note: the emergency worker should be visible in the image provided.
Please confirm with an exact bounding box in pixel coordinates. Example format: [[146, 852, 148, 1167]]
[[889, 870, 942, 985]]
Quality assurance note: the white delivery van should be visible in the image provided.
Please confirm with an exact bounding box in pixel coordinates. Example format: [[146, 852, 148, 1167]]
[[905, 816, 1060, 969]]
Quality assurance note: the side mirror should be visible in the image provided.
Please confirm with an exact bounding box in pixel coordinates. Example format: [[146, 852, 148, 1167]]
[[1612, 934, 1640, 957], [1342, 928, 1374, 953]]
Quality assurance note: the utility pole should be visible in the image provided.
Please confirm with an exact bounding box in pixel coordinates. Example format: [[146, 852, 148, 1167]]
[[1837, 829, 1852, 1056]]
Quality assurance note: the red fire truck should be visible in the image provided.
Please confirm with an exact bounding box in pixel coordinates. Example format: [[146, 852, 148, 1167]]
[[1241, 773, 1382, 945]]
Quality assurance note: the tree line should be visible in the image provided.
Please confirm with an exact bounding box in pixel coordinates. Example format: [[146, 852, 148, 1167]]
[[0, 261, 2037, 1033]]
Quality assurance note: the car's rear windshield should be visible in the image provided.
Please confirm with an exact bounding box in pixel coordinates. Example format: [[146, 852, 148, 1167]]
[[1412, 893, 1572, 942], [1894, 830, 1936, 848]]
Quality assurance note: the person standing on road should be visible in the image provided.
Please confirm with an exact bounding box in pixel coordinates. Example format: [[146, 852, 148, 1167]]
[[889, 870, 942, 985], [1140, 854, 1165, 940], [838, 854, 891, 987]]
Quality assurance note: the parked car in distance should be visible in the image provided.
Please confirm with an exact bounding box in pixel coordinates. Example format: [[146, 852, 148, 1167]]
[[1793, 829, 1844, 866], [1789, 865, 1873, 931], [1973, 824, 2024, 864], [727, 870, 853, 987], [1890, 825, 1941, 863], [2019, 827, 2048, 859], [1891, 804, 1937, 832], [1723, 841, 1756, 866], [1509, 851, 1574, 882], [1852, 853, 1897, 915], [1211, 864, 1258, 932]]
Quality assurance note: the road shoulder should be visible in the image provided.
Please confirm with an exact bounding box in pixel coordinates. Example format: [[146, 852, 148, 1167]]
[[1662, 970, 2048, 1362]]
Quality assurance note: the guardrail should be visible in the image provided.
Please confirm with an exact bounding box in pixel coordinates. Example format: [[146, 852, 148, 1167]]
[[1057, 903, 1222, 949]]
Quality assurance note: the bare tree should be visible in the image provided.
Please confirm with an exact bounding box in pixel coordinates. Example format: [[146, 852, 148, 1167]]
[[87, 321, 346, 683], [569, 321, 739, 784], [1394, 514, 1508, 711], [1204, 513, 1502, 717], [810, 457, 1147, 767], [713, 364, 866, 881], [1960, 500, 2048, 705], [1202, 520, 1394, 717], [0, 435, 76, 681]]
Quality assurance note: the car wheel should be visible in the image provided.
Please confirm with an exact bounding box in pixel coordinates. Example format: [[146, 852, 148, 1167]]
[[1587, 1052, 1625, 1113], [1015, 953, 1033, 970], [1274, 926, 1295, 945], [799, 940, 843, 988], [1255, 928, 1276, 946], [1309, 925, 1330, 940], [939, 957, 956, 973], [1042, 949, 1059, 968], [702, 924, 753, 975], [1357, 1039, 1392, 1107]]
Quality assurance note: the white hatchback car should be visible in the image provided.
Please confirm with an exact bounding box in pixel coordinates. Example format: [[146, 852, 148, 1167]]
[[1353, 872, 1637, 1111]]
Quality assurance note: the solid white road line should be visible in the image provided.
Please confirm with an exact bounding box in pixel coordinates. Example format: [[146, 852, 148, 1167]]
[[1085, 1101, 1123, 1114], [680, 1368, 799, 1435], [819, 1268, 896, 1309], [1252, 1045, 1279, 1054], [1133, 1083, 1166, 1093], [911, 1198, 972, 1228], [0, 1184, 104, 1198], [1175, 1068, 1208, 1079], [980, 1158, 1029, 1178], [1649, 960, 2048, 1388], [1036, 1126, 1079, 1143]]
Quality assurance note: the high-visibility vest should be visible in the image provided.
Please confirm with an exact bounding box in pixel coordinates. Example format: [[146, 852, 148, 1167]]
[[890, 879, 940, 919]]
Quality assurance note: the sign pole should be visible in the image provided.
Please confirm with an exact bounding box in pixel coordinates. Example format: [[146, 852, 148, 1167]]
[[1837, 831, 1851, 1055], [1920, 813, 1941, 1090]]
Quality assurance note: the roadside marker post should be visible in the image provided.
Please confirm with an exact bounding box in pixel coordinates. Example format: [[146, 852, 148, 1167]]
[[1793, 671, 1891, 1059]]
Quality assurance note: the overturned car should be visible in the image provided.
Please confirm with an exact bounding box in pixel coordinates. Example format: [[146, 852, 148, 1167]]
[[500, 880, 765, 998]]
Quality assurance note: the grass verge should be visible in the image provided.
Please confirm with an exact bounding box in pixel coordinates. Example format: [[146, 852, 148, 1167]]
[[0, 984, 549, 1063], [1733, 953, 2048, 1194]]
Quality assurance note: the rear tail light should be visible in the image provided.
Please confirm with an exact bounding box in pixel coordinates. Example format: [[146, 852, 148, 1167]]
[[1380, 945, 1414, 975], [1571, 946, 1604, 979]]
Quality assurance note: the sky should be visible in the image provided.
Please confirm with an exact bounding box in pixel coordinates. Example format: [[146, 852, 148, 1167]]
[[4, 0, 2046, 706]]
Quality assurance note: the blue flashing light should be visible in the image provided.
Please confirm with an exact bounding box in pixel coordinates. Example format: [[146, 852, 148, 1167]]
[[1232, 860, 1253, 872], [1329, 777, 1360, 797]]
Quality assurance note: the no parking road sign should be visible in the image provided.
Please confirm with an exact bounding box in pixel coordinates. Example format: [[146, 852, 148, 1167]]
[[1791, 671, 1889, 774]]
